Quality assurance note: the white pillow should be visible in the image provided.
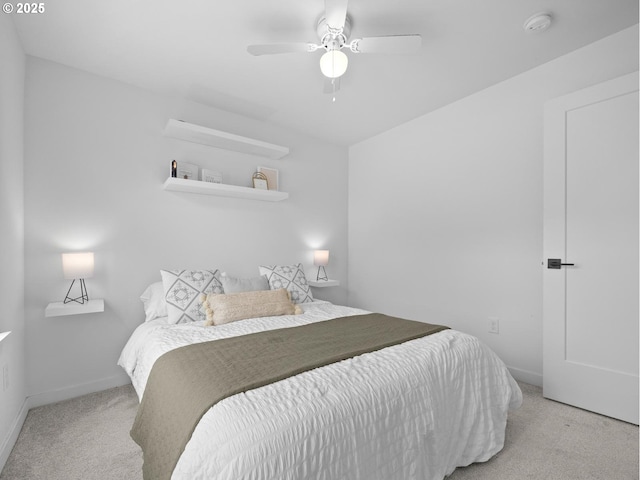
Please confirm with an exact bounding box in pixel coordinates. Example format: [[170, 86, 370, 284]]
[[140, 281, 167, 322], [220, 273, 269, 293], [161, 269, 224, 324], [258, 263, 314, 304]]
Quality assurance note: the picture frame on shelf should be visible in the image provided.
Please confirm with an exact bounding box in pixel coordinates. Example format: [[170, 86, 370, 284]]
[[176, 162, 198, 180], [201, 169, 223, 184], [258, 166, 279, 191], [252, 171, 269, 190]]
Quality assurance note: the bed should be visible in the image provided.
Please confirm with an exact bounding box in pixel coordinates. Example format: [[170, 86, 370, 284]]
[[118, 293, 522, 480]]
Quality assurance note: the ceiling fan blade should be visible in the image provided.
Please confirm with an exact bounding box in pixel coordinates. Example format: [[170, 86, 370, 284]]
[[323, 77, 341, 94], [324, 0, 349, 30], [350, 34, 421, 54], [247, 43, 317, 56]]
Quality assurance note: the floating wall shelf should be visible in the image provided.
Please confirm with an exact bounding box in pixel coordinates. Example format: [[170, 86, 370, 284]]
[[163, 119, 289, 159], [308, 279, 340, 288], [45, 299, 105, 318], [163, 177, 288, 202]]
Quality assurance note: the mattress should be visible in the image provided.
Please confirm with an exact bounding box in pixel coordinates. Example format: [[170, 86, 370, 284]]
[[118, 301, 522, 480]]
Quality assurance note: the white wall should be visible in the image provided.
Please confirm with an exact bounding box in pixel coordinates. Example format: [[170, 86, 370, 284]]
[[0, 16, 27, 469], [348, 25, 639, 386], [24, 57, 349, 404]]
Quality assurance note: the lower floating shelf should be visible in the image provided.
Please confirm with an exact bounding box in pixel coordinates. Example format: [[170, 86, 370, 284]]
[[308, 279, 340, 288], [45, 299, 105, 318], [163, 177, 288, 202]]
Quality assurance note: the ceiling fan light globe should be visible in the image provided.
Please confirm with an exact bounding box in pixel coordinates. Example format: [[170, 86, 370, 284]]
[[320, 50, 348, 78]]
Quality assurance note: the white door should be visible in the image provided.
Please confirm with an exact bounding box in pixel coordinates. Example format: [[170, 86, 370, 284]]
[[543, 72, 639, 425]]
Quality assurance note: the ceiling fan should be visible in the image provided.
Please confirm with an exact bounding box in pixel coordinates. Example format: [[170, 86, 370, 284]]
[[247, 0, 421, 96]]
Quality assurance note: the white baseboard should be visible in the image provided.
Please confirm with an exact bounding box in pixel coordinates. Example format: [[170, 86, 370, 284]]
[[27, 372, 131, 409], [507, 366, 543, 387], [0, 397, 28, 473]]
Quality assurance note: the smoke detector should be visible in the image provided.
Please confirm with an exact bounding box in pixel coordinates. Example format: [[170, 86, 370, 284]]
[[523, 12, 552, 33]]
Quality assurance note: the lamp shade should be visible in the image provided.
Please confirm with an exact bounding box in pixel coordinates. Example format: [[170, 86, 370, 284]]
[[319, 50, 348, 78], [314, 250, 330, 266], [62, 252, 94, 280]]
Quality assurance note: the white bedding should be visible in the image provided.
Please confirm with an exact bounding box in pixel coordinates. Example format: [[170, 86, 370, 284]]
[[118, 301, 522, 480]]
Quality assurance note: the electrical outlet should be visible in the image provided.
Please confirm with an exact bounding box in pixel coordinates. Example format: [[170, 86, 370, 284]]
[[488, 317, 500, 334], [2, 364, 8, 391]]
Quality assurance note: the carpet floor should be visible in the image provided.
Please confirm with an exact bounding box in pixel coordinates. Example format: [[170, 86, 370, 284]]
[[1, 382, 637, 479]]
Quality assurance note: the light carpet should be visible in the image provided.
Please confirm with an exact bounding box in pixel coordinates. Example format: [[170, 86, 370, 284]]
[[1, 382, 637, 480]]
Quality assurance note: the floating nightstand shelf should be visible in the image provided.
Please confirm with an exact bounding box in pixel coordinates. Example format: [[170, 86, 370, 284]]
[[163, 177, 288, 202], [308, 280, 340, 288], [45, 299, 105, 318], [163, 119, 289, 159]]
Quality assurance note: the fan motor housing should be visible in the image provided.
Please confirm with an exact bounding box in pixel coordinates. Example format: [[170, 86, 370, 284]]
[[317, 15, 352, 48]]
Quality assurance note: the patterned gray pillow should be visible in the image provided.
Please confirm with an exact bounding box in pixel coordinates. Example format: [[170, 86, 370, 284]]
[[160, 269, 224, 324], [258, 263, 314, 304]]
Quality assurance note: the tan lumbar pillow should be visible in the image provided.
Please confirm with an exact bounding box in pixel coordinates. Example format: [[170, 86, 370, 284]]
[[201, 288, 302, 326]]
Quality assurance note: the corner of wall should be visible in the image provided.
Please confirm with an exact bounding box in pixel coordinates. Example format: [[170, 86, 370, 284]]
[[0, 13, 27, 475]]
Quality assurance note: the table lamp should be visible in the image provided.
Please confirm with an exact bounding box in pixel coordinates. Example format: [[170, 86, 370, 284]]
[[62, 252, 94, 304], [313, 250, 329, 281]]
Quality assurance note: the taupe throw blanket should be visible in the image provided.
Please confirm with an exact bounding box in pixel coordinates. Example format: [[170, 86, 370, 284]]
[[130, 313, 448, 480]]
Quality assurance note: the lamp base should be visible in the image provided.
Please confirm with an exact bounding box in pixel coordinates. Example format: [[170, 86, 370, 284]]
[[64, 279, 89, 305], [316, 266, 328, 282]]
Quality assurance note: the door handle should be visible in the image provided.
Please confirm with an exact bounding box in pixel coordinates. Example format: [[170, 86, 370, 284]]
[[547, 258, 575, 269]]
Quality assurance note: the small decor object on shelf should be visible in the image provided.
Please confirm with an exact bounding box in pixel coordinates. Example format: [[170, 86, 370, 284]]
[[258, 166, 279, 191], [252, 171, 269, 190], [201, 169, 223, 184], [313, 250, 329, 281], [177, 162, 198, 180], [62, 252, 94, 304], [171, 160, 177, 178]]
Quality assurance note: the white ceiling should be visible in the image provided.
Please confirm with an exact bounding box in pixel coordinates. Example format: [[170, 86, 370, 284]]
[[11, 0, 639, 146]]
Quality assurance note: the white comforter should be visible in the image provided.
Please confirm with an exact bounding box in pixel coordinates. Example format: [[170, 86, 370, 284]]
[[118, 301, 522, 480]]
